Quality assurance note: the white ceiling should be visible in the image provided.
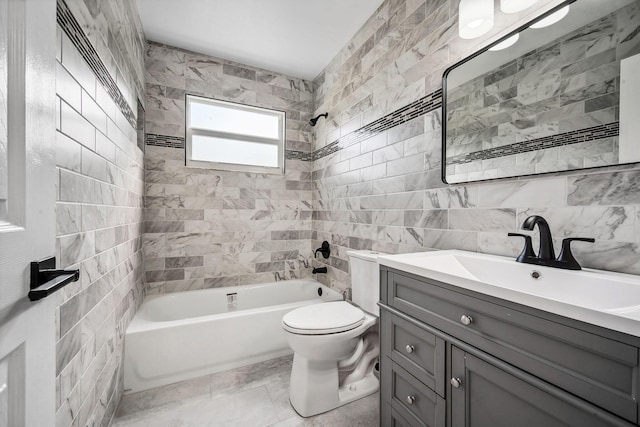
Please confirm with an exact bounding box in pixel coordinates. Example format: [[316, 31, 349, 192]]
[[135, 0, 385, 81]]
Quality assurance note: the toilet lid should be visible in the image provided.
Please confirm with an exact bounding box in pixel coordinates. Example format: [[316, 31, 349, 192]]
[[282, 301, 365, 335]]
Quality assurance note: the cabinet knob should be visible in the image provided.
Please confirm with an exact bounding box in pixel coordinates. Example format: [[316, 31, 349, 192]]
[[405, 344, 415, 354], [450, 377, 462, 388], [406, 395, 416, 405], [460, 314, 473, 325]]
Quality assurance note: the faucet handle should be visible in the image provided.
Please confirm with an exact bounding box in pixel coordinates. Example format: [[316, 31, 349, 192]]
[[508, 233, 536, 262], [557, 237, 595, 270]]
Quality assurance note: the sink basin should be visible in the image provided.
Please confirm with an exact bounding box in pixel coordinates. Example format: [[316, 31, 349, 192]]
[[378, 250, 640, 337]]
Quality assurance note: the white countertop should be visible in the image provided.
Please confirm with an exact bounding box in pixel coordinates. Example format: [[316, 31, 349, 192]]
[[378, 250, 640, 338]]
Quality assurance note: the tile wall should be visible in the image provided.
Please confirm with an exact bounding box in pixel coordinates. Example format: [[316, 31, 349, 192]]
[[54, 1, 145, 426], [64, 0, 146, 107], [142, 42, 315, 293], [310, 0, 640, 291]]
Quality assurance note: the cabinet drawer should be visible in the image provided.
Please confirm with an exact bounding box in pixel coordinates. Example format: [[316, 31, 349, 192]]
[[387, 270, 639, 423], [381, 310, 445, 397], [381, 359, 445, 427], [381, 401, 418, 427]]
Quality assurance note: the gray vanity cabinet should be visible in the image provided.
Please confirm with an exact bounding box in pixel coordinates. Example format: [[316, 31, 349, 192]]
[[379, 266, 640, 427]]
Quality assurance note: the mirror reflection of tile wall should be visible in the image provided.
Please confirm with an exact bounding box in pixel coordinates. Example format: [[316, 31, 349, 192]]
[[444, 1, 640, 184]]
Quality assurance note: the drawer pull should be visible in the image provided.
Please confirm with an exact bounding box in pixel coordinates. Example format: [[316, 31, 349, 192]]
[[460, 314, 473, 325], [405, 344, 415, 354], [450, 377, 462, 388], [406, 395, 416, 405]]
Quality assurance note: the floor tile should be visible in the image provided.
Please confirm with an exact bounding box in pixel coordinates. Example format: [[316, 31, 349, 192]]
[[111, 356, 379, 427], [113, 386, 279, 427], [116, 374, 211, 419]]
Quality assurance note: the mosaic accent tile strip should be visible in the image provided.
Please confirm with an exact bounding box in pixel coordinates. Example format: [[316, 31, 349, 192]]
[[285, 150, 313, 161], [448, 122, 620, 164], [312, 89, 443, 161], [145, 89, 442, 160], [57, 0, 137, 129], [145, 133, 185, 149], [145, 133, 313, 161]]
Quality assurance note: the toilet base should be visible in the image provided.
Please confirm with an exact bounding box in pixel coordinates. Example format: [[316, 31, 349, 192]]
[[288, 353, 379, 417]]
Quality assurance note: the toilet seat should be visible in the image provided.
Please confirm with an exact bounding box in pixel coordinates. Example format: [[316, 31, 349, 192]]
[[282, 301, 365, 335]]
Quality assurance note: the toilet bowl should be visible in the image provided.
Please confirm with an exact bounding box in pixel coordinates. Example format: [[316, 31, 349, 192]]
[[282, 250, 382, 417]]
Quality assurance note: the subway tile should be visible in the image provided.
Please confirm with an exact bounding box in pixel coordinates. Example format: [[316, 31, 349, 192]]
[[165, 256, 204, 268], [58, 231, 96, 267], [478, 178, 566, 208], [57, 203, 82, 235], [568, 170, 640, 206], [448, 209, 516, 232], [81, 89, 107, 134], [386, 153, 424, 177], [56, 131, 82, 173], [61, 34, 96, 97], [517, 206, 636, 242], [56, 62, 81, 111], [404, 209, 448, 229], [60, 101, 96, 150], [81, 147, 107, 182]]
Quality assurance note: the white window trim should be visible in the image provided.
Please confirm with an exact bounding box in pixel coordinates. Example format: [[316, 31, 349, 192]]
[[185, 94, 286, 175]]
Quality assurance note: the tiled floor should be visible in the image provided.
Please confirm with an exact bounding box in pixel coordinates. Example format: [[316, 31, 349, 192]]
[[111, 355, 379, 426]]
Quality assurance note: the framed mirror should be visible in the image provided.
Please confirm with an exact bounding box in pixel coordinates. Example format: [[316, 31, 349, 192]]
[[442, 0, 640, 184]]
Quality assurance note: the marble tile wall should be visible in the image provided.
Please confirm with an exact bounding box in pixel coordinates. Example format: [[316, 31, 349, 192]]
[[310, 0, 640, 292], [64, 0, 146, 107], [54, 1, 145, 426], [143, 42, 315, 293]]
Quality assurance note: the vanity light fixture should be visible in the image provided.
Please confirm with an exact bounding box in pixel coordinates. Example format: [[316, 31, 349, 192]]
[[500, 0, 538, 14], [458, 0, 494, 39], [530, 5, 570, 28], [489, 33, 520, 51]]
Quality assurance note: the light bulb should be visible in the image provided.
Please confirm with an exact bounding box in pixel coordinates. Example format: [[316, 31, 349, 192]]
[[459, 0, 495, 39], [501, 0, 538, 14], [530, 5, 570, 29]]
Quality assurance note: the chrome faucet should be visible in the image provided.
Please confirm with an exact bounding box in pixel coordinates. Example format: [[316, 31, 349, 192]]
[[508, 215, 595, 270]]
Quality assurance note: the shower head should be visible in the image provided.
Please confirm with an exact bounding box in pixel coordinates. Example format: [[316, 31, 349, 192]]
[[309, 112, 328, 127]]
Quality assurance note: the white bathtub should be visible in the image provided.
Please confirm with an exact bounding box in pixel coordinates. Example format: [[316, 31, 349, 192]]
[[123, 279, 342, 393]]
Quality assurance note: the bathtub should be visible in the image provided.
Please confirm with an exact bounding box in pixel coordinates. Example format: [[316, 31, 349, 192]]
[[123, 279, 342, 393]]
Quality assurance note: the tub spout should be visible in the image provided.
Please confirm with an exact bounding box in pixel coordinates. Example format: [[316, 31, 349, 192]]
[[312, 267, 327, 274]]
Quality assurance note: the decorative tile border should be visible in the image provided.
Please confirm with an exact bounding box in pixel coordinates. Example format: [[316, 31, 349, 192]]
[[312, 89, 442, 161], [447, 122, 620, 164], [145, 89, 443, 161], [145, 133, 185, 149], [57, 0, 137, 129], [145, 133, 313, 161], [286, 150, 313, 161]]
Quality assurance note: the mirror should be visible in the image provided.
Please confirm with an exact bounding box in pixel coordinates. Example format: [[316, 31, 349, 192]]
[[443, 0, 640, 184]]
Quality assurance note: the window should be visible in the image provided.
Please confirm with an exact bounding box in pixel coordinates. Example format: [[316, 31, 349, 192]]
[[186, 95, 285, 174]]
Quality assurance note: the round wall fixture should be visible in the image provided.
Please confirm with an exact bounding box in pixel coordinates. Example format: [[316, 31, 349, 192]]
[[500, 0, 538, 14], [530, 5, 570, 28], [458, 0, 494, 39]]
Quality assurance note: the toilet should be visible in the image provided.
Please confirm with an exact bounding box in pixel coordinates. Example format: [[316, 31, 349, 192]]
[[282, 250, 381, 417]]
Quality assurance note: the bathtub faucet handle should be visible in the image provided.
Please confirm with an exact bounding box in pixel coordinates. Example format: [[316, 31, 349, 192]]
[[314, 241, 331, 259]]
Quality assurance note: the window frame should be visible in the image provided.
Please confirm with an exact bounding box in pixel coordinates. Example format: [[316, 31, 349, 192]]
[[185, 94, 286, 175]]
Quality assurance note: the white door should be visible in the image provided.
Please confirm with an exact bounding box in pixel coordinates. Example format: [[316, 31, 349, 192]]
[[0, 0, 57, 426]]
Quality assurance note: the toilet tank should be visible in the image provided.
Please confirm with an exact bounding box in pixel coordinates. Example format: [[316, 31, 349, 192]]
[[347, 250, 383, 316]]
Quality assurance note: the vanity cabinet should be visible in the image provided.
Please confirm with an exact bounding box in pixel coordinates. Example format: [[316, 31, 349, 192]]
[[379, 266, 640, 427]]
